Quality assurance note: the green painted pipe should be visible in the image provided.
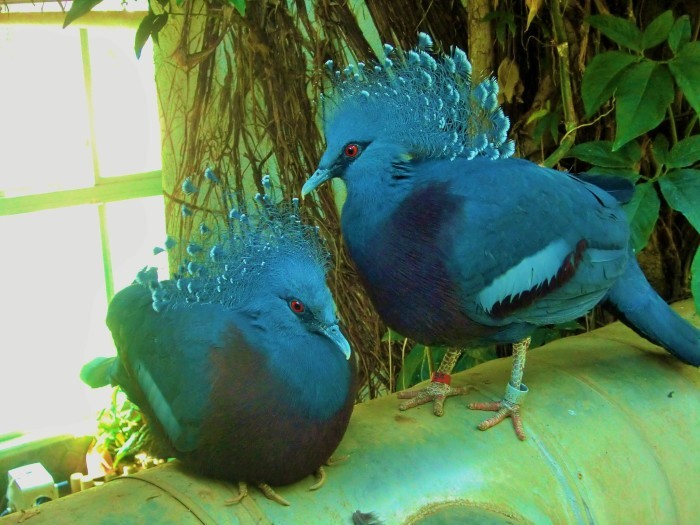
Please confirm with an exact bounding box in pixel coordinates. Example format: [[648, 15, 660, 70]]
[[2, 302, 698, 524]]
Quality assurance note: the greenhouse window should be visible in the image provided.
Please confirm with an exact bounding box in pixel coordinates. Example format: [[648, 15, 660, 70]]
[[0, 4, 168, 440]]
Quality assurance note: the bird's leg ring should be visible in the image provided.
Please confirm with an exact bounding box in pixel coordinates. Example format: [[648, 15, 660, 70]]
[[469, 337, 530, 440], [397, 348, 473, 416]]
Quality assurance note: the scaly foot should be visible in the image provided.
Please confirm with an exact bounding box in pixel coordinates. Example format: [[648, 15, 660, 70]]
[[469, 381, 528, 440], [225, 481, 290, 506], [309, 454, 349, 491], [225, 481, 249, 505], [397, 373, 473, 416], [258, 483, 291, 506], [309, 466, 326, 491], [469, 400, 526, 440]]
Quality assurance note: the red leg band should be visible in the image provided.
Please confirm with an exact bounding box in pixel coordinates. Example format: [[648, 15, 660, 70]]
[[432, 372, 451, 385]]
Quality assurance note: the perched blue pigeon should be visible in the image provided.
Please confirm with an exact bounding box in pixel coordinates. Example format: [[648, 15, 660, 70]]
[[302, 33, 700, 440], [81, 176, 356, 504]]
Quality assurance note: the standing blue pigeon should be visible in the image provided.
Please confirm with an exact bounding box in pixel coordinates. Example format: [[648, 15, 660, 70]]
[[81, 176, 356, 504], [302, 33, 700, 440]]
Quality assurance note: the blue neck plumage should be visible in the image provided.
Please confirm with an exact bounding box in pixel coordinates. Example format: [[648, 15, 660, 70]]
[[241, 320, 352, 421]]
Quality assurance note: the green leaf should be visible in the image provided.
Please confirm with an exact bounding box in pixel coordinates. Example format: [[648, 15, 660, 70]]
[[667, 136, 700, 168], [114, 431, 139, 466], [586, 166, 641, 183], [668, 42, 700, 115], [613, 61, 674, 150], [587, 14, 643, 52], [582, 51, 639, 117], [652, 134, 670, 166], [658, 169, 700, 231], [532, 111, 559, 143], [526, 108, 549, 125], [623, 182, 660, 251], [397, 344, 428, 391], [150, 13, 169, 47], [63, 0, 103, 28], [568, 140, 640, 168], [454, 346, 498, 372], [135, 13, 156, 59], [228, 0, 246, 16], [668, 15, 691, 55], [131, 11, 168, 55], [641, 10, 673, 50], [692, 247, 700, 314], [380, 328, 404, 343]]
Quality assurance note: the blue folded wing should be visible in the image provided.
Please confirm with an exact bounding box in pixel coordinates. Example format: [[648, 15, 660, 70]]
[[432, 157, 630, 329]]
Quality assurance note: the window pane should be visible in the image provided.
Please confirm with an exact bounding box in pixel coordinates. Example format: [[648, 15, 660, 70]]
[[107, 195, 169, 292], [90, 31, 161, 178], [0, 26, 92, 197], [0, 206, 112, 436], [0, 197, 168, 437]]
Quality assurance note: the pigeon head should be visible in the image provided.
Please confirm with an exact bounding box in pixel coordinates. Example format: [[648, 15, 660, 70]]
[[302, 32, 515, 198], [235, 231, 350, 360], [142, 176, 350, 361]]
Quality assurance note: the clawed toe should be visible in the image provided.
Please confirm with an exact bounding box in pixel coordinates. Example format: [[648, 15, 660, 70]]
[[311, 453, 349, 490], [469, 381, 528, 441], [225, 481, 249, 505], [398, 374, 472, 416], [309, 466, 326, 491], [471, 401, 526, 440], [224, 480, 290, 506], [258, 482, 291, 506], [325, 454, 349, 466]]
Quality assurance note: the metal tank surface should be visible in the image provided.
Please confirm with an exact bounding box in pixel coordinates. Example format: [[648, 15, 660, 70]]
[[2, 302, 698, 525]]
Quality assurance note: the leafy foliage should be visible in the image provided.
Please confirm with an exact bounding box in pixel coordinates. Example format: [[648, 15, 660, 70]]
[[95, 388, 152, 470], [624, 182, 661, 251], [135, 12, 169, 58], [693, 249, 700, 306], [583, 11, 695, 150], [63, 0, 245, 58], [574, 9, 700, 313], [527, 102, 561, 144], [612, 61, 673, 150], [668, 43, 700, 115], [227, 0, 246, 16], [62, 0, 103, 28], [386, 335, 498, 391], [581, 51, 640, 118], [482, 10, 517, 50]]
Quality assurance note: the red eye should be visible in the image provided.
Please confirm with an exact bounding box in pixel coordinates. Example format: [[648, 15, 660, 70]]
[[289, 299, 305, 314], [344, 143, 360, 158]]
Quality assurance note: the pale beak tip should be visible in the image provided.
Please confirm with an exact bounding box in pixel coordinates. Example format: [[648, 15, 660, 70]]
[[302, 168, 333, 200], [323, 324, 352, 360]]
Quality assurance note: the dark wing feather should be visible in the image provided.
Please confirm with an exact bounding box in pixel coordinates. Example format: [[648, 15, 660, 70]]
[[106, 283, 240, 453], [573, 172, 635, 204]]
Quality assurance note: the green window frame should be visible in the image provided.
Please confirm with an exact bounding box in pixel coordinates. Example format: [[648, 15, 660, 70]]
[[0, 7, 165, 440]]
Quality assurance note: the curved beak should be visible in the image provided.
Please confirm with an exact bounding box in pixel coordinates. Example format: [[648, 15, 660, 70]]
[[301, 168, 333, 198], [320, 323, 352, 360]]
